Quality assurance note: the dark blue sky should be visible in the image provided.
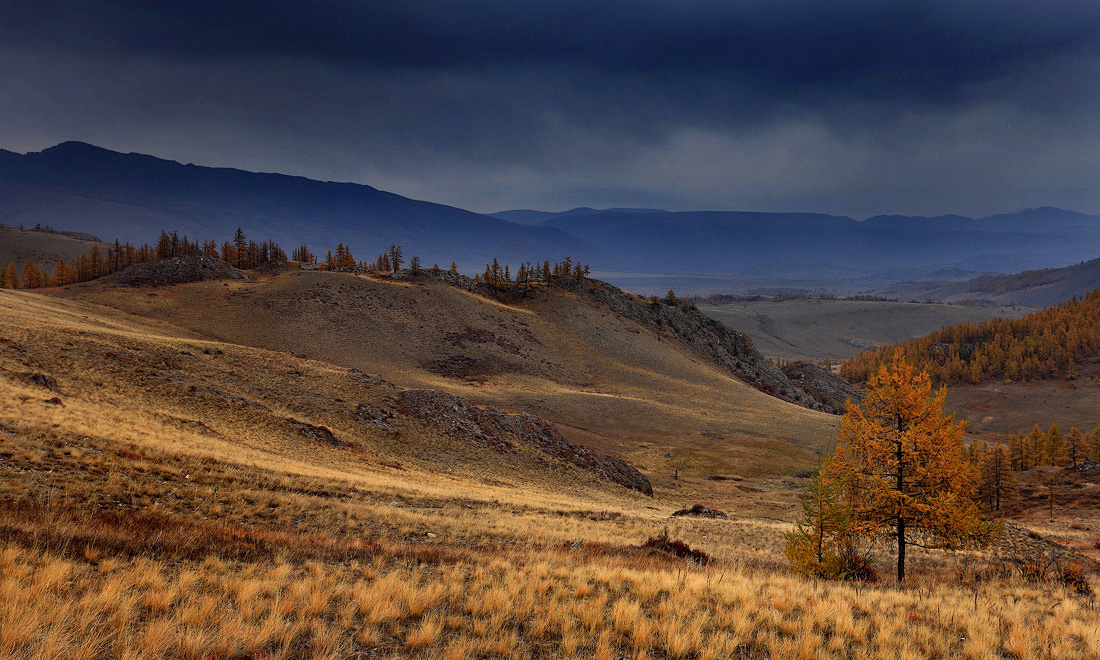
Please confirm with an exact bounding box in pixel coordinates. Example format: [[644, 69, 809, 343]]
[[3, 1, 1100, 216]]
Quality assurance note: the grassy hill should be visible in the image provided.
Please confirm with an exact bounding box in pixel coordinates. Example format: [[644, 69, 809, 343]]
[[51, 265, 840, 479], [3, 269, 1099, 658], [0, 223, 110, 272]]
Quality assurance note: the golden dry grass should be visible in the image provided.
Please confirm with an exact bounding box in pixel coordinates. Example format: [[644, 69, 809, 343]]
[[53, 266, 837, 478], [2, 287, 1099, 659], [3, 536, 1099, 660]]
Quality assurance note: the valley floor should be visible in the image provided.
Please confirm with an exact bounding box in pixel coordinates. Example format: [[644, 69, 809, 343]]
[[1, 287, 1098, 659]]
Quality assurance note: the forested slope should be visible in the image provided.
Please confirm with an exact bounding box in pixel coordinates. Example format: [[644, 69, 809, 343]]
[[842, 290, 1100, 384]]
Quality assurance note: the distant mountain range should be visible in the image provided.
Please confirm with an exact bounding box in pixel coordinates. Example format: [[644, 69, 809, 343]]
[[0, 142, 578, 271], [1, 142, 1098, 281], [497, 207, 1100, 276], [873, 257, 1100, 307]]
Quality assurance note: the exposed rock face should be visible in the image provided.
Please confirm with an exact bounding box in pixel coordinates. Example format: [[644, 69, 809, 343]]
[[108, 254, 245, 286], [996, 523, 1100, 572], [397, 388, 652, 495], [781, 361, 864, 413], [396, 389, 513, 453], [409, 269, 855, 413], [670, 504, 729, 519], [289, 418, 342, 447], [352, 402, 400, 431], [27, 372, 60, 392], [556, 278, 854, 413], [57, 230, 102, 242]]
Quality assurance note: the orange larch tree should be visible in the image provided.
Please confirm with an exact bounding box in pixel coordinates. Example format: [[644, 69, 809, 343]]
[[828, 357, 985, 582]]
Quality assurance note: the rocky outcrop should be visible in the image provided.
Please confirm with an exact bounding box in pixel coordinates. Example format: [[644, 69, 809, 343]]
[[27, 372, 60, 392], [411, 269, 856, 413], [351, 402, 400, 431], [670, 504, 729, 519], [781, 361, 864, 413], [108, 254, 245, 286], [289, 419, 342, 447], [556, 278, 852, 413], [397, 388, 652, 495]]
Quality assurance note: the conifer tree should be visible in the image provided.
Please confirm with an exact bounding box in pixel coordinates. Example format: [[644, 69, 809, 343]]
[[410, 255, 421, 273], [4, 262, 17, 289], [785, 464, 866, 578], [156, 231, 172, 259], [1046, 423, 1065, 467], [53, 258, 70, 286], [450, 261, 458, 274], [388, 244, 403, 272], [977, 443, 1014, 511], [22, 259, 43, 289], [1066, 427, 1089, 468], [828, 357, 984, 583], [1025, 424, 1046, 470], [233, 228, 247, 270], [1091, 424, 1100, 460]]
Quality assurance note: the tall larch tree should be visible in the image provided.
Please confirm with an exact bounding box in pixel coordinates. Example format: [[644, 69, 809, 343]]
[[1046, 423, 1065, 467], [828, 357, 985, 583], [53, 258, 71, 286], [388, 244, 403, 272], [22, 259, 44, 289], [233, 228, 247, 270], [1066, 427, 1089, 468]]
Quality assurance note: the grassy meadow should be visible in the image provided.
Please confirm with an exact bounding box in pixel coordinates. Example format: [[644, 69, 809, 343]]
[[1, 285, 1098, 659]]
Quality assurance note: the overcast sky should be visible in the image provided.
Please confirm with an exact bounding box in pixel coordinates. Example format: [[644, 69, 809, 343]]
[[3, 1, 1100, 217]]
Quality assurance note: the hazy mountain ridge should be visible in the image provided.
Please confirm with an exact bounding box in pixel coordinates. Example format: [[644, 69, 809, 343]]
[[2, 142, 1099, 282], [875, 257, 1100, 307], [0, 142, 580, 271], [539, 207, 1100, 275]]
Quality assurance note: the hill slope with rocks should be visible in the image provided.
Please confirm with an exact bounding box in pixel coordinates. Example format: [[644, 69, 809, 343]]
[[53, 264, 841, 479]]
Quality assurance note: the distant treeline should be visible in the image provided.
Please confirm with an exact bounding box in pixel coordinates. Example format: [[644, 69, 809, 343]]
[[968, 423, 1100, 511], [1, 228, 287, 289], [841, 290, 1100, 384], [1, 226, 596, 296], [703, 292, 903, 304]]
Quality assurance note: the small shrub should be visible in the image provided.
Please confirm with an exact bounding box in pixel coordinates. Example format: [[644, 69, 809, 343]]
[[641, 530, 711, 565], [1055, 562, 1093, 597]]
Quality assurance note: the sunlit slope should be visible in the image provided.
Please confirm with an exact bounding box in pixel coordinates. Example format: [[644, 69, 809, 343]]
[[0, 290, 651, 505], [56, 267, 838, 476]]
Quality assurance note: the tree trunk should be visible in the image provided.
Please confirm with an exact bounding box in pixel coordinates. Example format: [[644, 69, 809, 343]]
[[896, 415, 906, 583], [897, 516, 905, 583]]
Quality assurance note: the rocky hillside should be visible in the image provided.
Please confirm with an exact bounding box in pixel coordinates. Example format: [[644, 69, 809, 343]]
[[398, 268, 854, 413], [552, 277, 856, 413], [0, 290, 651, 498], [108, 254, 245, 286], [396, 386, 651, 494]]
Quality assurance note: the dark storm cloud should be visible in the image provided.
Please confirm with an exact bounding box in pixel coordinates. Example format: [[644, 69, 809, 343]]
[[2, 1, 1100, 215]]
